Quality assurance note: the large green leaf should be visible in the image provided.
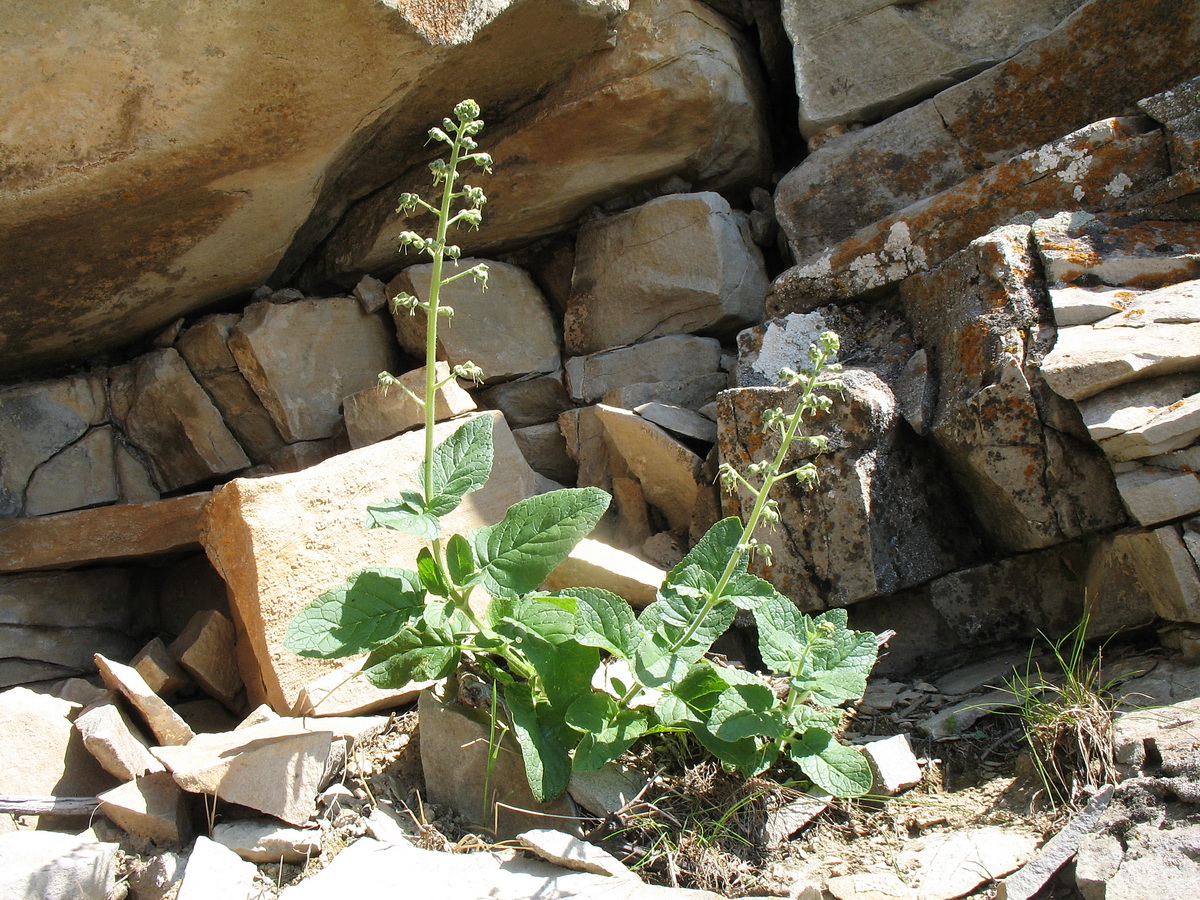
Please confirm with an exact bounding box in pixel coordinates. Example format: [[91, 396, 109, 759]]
[[686, 721, 771, 776], [284, 568, 424, 659], [720, 572, 780, 611], [669, 517, 745, 582], [445, 532, 476, 585], [798, 623, 877, 707], [472, 487, 609, 596], [360, 634, 458, 688], [567, 694, 649, 772], [365, 491, 441, 539], [563, 587, 642, 658], [421, 414, 494, 516], [504, 682, 572, 803], [708, 682, 788, 742], [510, 629, 597, 712], [787, 729, 873, 797], [754, 593, 806, 675]]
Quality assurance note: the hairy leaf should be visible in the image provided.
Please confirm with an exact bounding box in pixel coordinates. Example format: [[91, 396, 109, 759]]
[[472, 488, 609, 596], [504, 682, 571, 802], [518, 631, 597, 712], [572, 708, 649, 772], [359, 626, 459, 688], [753, 592, 806, 675], [669, 517, 745, 582], [563, 587, 641, 658], [365, 491, 440, 539], [686, 721, 771, 776], [720, 572, 780, 611], [416, 547, 450, 598], [445, 532, 476, 585], [787, 729, 873, 797], [798, 623, 877, 707], [284, 568, 424, 659], [421, 414, 494, 516], [708, 682, 788, 742]]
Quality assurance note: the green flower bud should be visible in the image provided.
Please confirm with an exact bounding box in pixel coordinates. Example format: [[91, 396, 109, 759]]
[[454, 99, 481, 121]]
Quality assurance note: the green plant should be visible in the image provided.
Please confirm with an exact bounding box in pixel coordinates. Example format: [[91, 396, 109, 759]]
[[284, 100, 877, 808], [1003, 613, 1118, 808]]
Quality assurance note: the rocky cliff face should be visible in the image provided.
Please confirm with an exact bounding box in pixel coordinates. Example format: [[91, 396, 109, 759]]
[[0, 0, 1198, 704]]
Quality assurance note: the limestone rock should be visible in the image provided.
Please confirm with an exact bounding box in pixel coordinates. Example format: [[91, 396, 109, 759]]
[[0, 687, 118, 804], [897, 827, 1038, 900], [601, 373, 729, 413], [343, 362, 476, 449], [635, 402, 717, 443], [131, 638, 190, 700], [109, 348, 250, 492], [264, 432, 350, 474], [290, 657, 431, 717], [176, 836, 261, 900], [314, 0, 769, 281], [565, 192, 767, 354], [595, 404, 702, 534], [566, 335, 723, 405], [1031, 214, 1200, 290], [200, 411, 546, 712], [1139, 73, 1200, 168], [718, 372, 982, 608], [152, 719, 333, 826], [543, 538, 665, 609], [780, 0, 1084, 140], [24, 425, 120, 516], [418, 685, 577, 840], [902, 228, 1128, 551], [352, 275, 388, 315], [212, 818, 322, 863], [175, 314, 286, 463], [518, 828, 635, 878], [229, 297, 401, 443], [763, 792, 831, 848], [97, 772, 191, 846], [505, 422, 570, 485], [478, 374, 572, 429], [280, 836, 729, 900], [768, 118, 1168, 313], [0, 371, 107, 517], [0, 569, 136, 685], [560, 406, 613, 496], [1099, 393, 1200, 461], [862, 734, 922, 796], [95, 653, 195, 747], [74, 697, 166, 782], [1077, 373, 1200, 441], [0, 0, 625, 377], [773, 0, 1200, 263], [0, 831, 118, 900], [825, 872, 914, 900], [1050, 285, 1144, 327], [169, 610, 243, 710], [389, 261, 558, 383], [568, 763, 650, 817], [1115, 464, 1200, 525]]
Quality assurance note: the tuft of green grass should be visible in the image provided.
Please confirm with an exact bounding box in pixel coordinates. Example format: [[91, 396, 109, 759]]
[[1003, 613, 1119, 809]]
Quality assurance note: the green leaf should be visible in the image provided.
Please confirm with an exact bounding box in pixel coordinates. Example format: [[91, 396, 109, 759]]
[[416, 547, 450, 598], [504, 682, 571, 803], [365, 491, 441, 539], [721, 572, 779, 611], [446, 532, 475, 585], [472, 488, 609, 596], [359, 626, 459, 688], [799, 624, 877, 707], [498, 596, 576, 645], [787, 729, 873, 797], [754, 593, 806, 675], [562, 587, 642, 658], [284, 568, 425, 659], [686, 721, 771, 776], [670, 517, 745, 582], [421, 414, 494, 516], [654, 693, 700, 727], [573, 710, 649, 772], [519, 632, 598, 712], [708, 682, 788, 742]]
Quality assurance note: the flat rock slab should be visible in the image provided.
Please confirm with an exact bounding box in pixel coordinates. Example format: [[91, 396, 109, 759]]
[[177, 836, 261, 900], [565, 335, 723, 404], [95, 653, 195, 747], [212, 818, 322, 863], [279, 836, 730, 899], [897, 827, 1039, 900], [97, 771, 192, 846], [201, 410, 545, 713], [517, 828, 634, 878], [0, 831, 119, 900], [0, 491, 209, 573], [152, 718, 334, 826]]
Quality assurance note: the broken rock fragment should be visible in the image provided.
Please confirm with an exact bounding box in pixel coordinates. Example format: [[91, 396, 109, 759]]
[[94, 653, 195, 747], [168, 609, 244, 711]]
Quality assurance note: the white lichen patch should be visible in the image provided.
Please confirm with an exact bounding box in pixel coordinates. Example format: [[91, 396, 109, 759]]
[[754, 312, 832, 380]]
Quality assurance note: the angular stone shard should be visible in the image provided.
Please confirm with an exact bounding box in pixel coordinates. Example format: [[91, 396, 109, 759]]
[[635, 402, 717, 443], [512, 422, 576, 485], [389, 261, 559, 383], [109, 348, 250, 492], [95, 654, 195, 747], [595, 405, 702, 534], [175, 313, 286, 464], [97, 772, 191, 846], [862, 734, 922, 796], [212, 818, 322, 863], [176, 836, 260, 900], [479, 374, 572, 429], [229, 297, 401, 443], [1115, 465, 1200, 525], [601, 373, 729, 412], [897, 827, 1038, 900], [518, 828, 635, 878], [74, 697, 166, 782], [1077, 373, 1200, 441], [169, 610, 244, 710], [201, 411, 546, 712], [24, 425, 120, 517], [1042, 322, 1200, 401], [131, 638, 190, 700], [565, 192, 767, 355], [565, 335, 723, 404], [343, 361, 476, 449], [780, 0, 1085, 140], [152, 719, 333, 826]]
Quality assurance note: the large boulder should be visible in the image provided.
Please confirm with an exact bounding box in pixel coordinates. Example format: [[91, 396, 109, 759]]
[[308, 0, 770, 284], [781, 0, 1086, 140], [773, 0, 1200, 263], [0, 0, 626, 378], [200, 411, 550, 712]]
